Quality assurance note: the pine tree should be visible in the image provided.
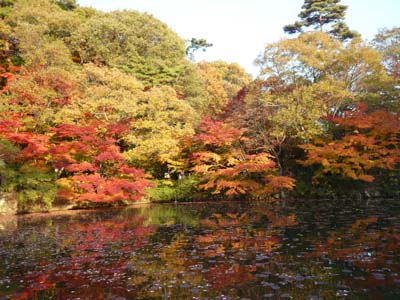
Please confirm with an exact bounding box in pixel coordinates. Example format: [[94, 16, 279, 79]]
[[284, 0, 358, 40]]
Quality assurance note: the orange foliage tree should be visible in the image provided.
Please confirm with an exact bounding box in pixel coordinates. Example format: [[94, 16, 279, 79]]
[[190, 117, 295, 198], [300, 104, 400, 186]]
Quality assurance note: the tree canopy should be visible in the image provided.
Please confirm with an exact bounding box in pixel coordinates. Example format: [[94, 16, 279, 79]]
[[284, 0, 358, 40], [0, 0, 398, 212]]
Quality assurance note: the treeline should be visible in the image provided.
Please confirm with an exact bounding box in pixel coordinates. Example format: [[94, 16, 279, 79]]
[[0, 0, 398, 212]]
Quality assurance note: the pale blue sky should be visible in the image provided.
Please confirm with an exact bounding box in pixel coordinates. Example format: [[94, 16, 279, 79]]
[[77, 0, 399, 76]]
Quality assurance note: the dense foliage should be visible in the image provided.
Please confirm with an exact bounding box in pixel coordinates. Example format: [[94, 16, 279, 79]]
[[0, 0, 398, 212]]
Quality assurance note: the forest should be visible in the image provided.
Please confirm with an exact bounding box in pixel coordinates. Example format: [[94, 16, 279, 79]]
[[0, 0, 399, 213]]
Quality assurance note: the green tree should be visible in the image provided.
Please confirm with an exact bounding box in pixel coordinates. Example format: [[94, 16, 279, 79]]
[[373, 27, 400, 79], [185, 38, 213, 61], [0, 0, 18, 68], [284, 0, 358, 40], [173, 61, 209, 114], [69, 10, 188, 87], [55, 0, 77, 11], [368, 27, 400, 112], [4, 0, 82, 68], [0, 0, 15, 18]]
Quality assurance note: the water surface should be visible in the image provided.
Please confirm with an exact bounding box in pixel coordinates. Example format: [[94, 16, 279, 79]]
[[0, 199, 399, 299]]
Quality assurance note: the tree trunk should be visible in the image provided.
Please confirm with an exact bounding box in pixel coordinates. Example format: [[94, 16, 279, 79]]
[[319, 14, 323, 32]]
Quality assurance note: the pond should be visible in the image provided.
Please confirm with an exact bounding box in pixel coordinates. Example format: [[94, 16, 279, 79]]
[[0, 199, 399, 300]]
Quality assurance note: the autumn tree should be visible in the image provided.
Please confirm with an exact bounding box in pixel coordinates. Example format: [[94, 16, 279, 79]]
[[51, 122, 152, 204], [244, 30, 399, 196], [0, 65, 153, 209], [1, 66, 80, 133], [0, 114, 152, 210], [0, 117, 56, 211], [205, 61, 251, 100], [284, 0, 358, 40], [300, 105, 400, 196], [193, 61, 251, 116], [4, 0, 398, 206], [255, 32, 388, 121], [122, 86, 197, 172], [197, 62, 229, 116], [190, 118, 295, 198], [246, 33, 381, 176], [0, 0, 203, 209], [73, 64, 198, 174]]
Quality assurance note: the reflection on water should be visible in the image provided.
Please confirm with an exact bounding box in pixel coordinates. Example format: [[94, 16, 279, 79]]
[[0, 200, 399, 299]]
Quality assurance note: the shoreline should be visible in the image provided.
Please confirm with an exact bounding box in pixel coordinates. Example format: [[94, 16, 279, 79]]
[[1, 196, 398, 219]]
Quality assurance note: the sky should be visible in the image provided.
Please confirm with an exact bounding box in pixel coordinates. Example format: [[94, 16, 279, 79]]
[[77, 0, 400, 76]]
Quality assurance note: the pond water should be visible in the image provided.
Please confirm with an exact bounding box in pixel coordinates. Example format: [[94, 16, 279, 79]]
[[0, 199, 399, 300]]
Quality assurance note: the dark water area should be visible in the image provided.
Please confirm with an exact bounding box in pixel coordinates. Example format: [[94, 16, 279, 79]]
[[0, 199, 399, 300]]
